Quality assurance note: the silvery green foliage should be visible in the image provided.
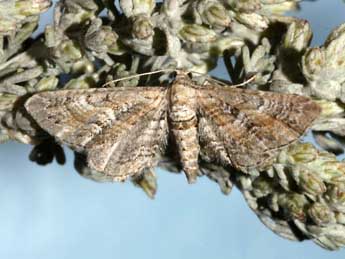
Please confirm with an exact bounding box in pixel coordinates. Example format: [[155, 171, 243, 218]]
[[1, 0, 345, 250], [239, 143, 345, 250]]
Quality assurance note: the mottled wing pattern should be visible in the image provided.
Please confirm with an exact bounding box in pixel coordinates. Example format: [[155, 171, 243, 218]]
[[197, 85, 321, 172], [25, 87, 168, 181]]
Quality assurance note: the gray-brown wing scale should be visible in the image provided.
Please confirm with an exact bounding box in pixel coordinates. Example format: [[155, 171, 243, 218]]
[[196, 86, 321, 172], [25, 87, 168, 181]]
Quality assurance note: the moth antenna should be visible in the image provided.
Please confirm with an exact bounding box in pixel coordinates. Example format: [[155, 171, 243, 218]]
[[182, 70, 229, 86], [202, 76, 230, 87], [230, 74, 257, 88], [187, 70, 256, 88], [102, 69, 175, 87]]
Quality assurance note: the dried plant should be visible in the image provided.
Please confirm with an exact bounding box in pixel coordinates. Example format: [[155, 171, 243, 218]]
[[1, 0, 345, 250]]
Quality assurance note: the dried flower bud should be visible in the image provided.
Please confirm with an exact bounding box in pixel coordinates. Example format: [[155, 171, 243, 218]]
[[210, 36, 244, 55], [132, 169, 157, 199], [282, 143, 318, 164], [241, 38, 275, 86], [0, 94, 17, 110], [314, 99, 344, 118], [85, 25, 119, 54], [321, 161, 345, 184], [235, 12, 269, 31], [0, 19, 16, 34], [33, 76, 58, 92], [179, 24, 217, 43], [0, 0, 50, 35], [196, 1, 230, 28], [335, 212, 345, 224], [203, 2, 230, 28], [279, 143, 345, 185], [71, 58, 95, 75], [226, 0, 261, 13], [298, 169, 327, 198], [260, 0, 299, 14], [15, 0, 51, 16], [200, 163, 233, 195], [302, 24, 345, 102], [120, 0, 155, 17], [132, 15, 154, 40], [308, 203, 335, 226], [325, 184, 345, 212], [160, 0, 182, 20], [64, 74, 96, 90], [283, 19, 312, 52], [252, 177, 274, 198], [322, 28, 345, 83], [56, 40, 83, 62], [278, 193, 308, 221], [302, 47, 326, 80], [240, 140, 345, 249]]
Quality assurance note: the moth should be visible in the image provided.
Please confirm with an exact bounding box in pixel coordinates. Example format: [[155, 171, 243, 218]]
[[25, 71, 321, 183]]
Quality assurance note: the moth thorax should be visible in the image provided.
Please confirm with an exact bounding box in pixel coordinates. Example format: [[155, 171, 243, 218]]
[[169, 83, 197, 123]]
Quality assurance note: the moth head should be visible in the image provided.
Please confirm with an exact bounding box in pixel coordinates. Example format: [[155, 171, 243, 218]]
[[173, 69, 194, 82]]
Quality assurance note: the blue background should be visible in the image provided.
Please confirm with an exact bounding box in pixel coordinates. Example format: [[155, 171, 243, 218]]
[[1, 0, 345, 258]]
